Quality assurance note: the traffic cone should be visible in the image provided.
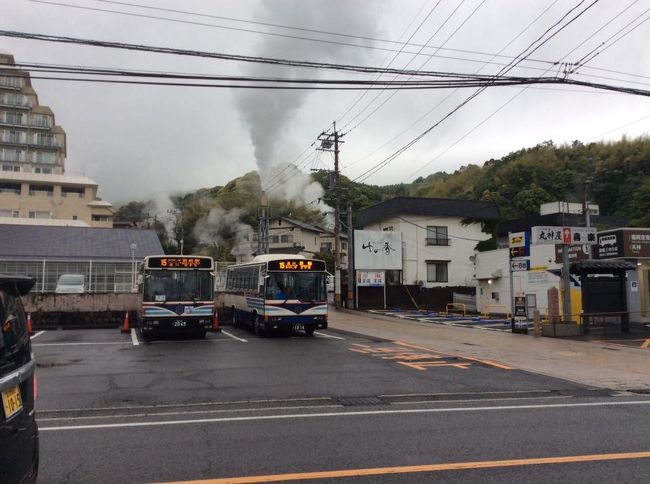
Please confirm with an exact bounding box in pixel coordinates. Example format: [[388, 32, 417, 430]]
[[121, 311, 130, 333], [27, 313, 33, 335], [210, 309, 221, 332]]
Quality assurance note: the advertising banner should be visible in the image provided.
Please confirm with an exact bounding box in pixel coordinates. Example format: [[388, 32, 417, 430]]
[[354, 230, 403, 270], [531, 226, 597, 245]]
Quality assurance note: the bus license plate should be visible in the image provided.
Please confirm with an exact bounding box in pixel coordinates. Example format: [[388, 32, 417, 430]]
[[173, 320, 186, 328], [293, 324, 304, 331], [2, 385, 23, 420]]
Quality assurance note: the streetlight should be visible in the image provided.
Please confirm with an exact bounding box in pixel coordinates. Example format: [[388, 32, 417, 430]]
[[130, 243, 137, 292]]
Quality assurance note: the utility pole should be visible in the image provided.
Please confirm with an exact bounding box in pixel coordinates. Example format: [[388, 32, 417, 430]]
[[347, 203, 355, 309], [584, 177, 593, 260], [318, 122, 344, 308]]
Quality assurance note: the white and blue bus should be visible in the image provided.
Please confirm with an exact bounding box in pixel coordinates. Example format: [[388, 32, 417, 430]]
[[223, 254, 328, 336], [139, 255, 216, 339]]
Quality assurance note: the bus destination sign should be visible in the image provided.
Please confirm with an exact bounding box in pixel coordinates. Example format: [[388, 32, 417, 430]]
[[268, 260, 326, 271], [149, 257, 212, 269]]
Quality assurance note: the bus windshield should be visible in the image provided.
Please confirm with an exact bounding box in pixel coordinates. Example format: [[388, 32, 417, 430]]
[[266, 272, 326, 302], [143, 270, 213, 302]]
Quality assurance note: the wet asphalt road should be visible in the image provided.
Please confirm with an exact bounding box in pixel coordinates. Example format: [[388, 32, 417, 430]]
[[30, 324, 650, 483]]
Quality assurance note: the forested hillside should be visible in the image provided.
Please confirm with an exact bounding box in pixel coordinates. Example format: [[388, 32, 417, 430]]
[[115, 136, 650, 258]]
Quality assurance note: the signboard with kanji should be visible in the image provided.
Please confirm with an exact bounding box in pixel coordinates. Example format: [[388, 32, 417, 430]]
[[354, 230, 403, 270], [356, 271, 385, 287], [595, 230, 650, 259], [531, 226, 597, 245]]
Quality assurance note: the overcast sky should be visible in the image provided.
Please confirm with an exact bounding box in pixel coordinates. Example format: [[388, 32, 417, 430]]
[[2, 0, 650, 206]]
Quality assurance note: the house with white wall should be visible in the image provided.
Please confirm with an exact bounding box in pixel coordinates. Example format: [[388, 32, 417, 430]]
[[355, 197, 499, 287]]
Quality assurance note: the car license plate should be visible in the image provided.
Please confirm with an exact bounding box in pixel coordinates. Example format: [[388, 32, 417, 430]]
[[2, 385, 23, 420], [293, 324, 304, 331], [173, 320, 186, 328]]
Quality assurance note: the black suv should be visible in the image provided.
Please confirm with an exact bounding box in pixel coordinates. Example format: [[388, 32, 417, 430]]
[[0, 276, 38, 484]]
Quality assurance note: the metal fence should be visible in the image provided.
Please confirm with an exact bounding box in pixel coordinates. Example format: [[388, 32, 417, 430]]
[[0, 259, 136, 293]]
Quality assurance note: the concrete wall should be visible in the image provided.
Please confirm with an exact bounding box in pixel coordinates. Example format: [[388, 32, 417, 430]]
[[23, 292, 140, 313]]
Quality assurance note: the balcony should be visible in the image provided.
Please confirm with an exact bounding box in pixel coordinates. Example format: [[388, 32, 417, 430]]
[[0, 95, 33, 109], [0, 77, 23, 90], [425, 237, 451, 246], [0, 132, 28, 145]]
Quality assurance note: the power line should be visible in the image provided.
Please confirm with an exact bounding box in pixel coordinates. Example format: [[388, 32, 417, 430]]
[[407, 0, 643, 181], [344, 0, 562, 170], [29, 0, 560, 71], [351, 0, 601, 183], [0, 29, 551, 79]]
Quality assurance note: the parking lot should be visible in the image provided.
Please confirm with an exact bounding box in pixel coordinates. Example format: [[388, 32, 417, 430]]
[[32, 324, 650, 483]]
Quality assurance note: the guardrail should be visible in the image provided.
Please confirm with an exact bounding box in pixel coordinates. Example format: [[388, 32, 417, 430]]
[[442, 303, 466, 317]]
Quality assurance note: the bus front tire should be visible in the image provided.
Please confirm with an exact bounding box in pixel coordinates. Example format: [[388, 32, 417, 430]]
[[253, 314, 263, 336], [305, 327, 315, 337]]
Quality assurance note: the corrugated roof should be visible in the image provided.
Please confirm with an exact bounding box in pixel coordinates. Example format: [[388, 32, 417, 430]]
[[356, 197, 500, 228], [0, 224, 164, 260]]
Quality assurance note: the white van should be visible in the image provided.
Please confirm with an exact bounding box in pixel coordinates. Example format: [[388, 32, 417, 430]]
[[55, 274, 86, 294]]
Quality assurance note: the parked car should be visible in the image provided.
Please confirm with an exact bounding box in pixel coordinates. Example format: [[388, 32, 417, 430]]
[[0, 275, 38, 484], [55, 273, 85, 294]]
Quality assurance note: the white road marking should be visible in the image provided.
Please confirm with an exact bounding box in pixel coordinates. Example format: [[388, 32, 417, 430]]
[[30, 330, 46, 340], [38, 404, 342, 422], [40, 396, 332, 414], [39, 400, 650, 431], [221, 330, 248, 343], [32, 342, 127, 347], [130, 328, 140, 346], [314, 331, 345, 340]]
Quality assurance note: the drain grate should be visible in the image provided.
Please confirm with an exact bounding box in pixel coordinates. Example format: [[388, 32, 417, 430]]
[[337, 396, 385, 407]]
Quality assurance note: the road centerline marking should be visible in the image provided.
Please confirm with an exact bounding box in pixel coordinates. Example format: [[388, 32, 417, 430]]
[[38, 399, 650, 431], [161, 450, 650, 483]]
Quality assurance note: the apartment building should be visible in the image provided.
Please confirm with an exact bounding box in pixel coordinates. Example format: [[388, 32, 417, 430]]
[[0, 54, 66, 175], [0, 53, 113, 227]]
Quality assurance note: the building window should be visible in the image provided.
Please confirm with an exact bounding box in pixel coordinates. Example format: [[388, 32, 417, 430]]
[[320, 242, 332, 253], [62, 186, 84, 197], [91, 215, 112, 222], [2, 164, 19, 172], [0, 111, 24, 125], [0, 149, 23, 162], [29, 184, 54, 196], [34, 167, 53, 174], [0, 182, 21, 194], [426, 261, 448, 283], [426, 226, 449, 246], [32, 151, 57, 164], [29, 211, 52, 219], [0, 209, 19, 218], [0, 76, 23, 89], [33, 133, 56, 147], [382, 226, 394, 231], [280, 234, 293, 243], [342, 242, 347, 251], [72, 215, 78, 220], [270, 235, 280, 244], [31, 114, 52, 128]]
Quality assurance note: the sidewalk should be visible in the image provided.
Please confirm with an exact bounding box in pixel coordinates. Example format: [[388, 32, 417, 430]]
[[328, 308, 650, 391]]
